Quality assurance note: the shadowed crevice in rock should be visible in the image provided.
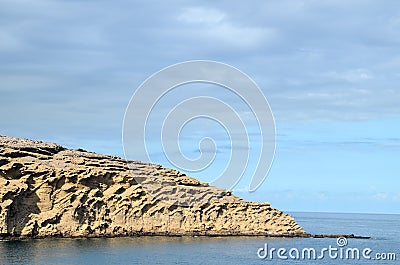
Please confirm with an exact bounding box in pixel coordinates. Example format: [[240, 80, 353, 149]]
[[5, 191, 40, 236]]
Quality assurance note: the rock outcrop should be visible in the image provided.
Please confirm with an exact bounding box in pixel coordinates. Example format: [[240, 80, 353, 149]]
[[0, 135, 305, 238]]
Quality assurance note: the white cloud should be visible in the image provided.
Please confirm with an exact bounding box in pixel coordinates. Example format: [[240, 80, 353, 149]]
[[176, 6, 277, 49], [323, 68, 373, 82], [177, 7, 225, 24], [373, 192, 389, 200], [206, 23, 276, 49], [372, 192, 400, 202]]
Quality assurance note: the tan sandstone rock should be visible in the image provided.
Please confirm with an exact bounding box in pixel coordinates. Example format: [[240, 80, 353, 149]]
[[0, 135, 305, 238]]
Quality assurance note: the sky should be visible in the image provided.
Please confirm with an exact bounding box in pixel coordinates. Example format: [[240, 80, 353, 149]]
[[1, 0, 400, 214]]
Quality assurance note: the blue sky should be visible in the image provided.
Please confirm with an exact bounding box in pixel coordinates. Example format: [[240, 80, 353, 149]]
[[1, 0, 399, 213]]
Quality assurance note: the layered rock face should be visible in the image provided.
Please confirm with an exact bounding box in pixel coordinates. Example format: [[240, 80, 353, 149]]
[[0, 136, 305, 238]]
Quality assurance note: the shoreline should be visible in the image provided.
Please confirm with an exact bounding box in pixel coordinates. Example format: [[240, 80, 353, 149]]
[[0, 232, 371, 241]]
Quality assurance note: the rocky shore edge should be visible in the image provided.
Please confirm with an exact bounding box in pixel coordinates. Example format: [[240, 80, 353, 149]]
[[0, 232, 370, 241]]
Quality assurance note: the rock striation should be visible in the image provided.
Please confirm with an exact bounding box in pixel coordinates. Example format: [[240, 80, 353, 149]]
[[0, 135, 305, 239]]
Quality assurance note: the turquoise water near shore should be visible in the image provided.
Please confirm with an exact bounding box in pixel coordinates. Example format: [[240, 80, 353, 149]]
[[1, 212, 399, 264]]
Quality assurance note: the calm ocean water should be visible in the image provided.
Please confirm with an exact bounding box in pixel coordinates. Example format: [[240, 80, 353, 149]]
[[0, 212, 399, 265]]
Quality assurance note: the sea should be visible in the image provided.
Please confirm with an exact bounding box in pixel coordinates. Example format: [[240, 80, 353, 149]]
[[0, 212, 399, 265]]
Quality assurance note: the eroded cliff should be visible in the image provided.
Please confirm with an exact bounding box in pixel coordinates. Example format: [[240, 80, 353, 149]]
[[0, 135, 305, 238]]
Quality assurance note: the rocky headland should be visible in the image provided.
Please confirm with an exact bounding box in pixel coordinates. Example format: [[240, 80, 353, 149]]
[[0, 135, 306, 239]]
